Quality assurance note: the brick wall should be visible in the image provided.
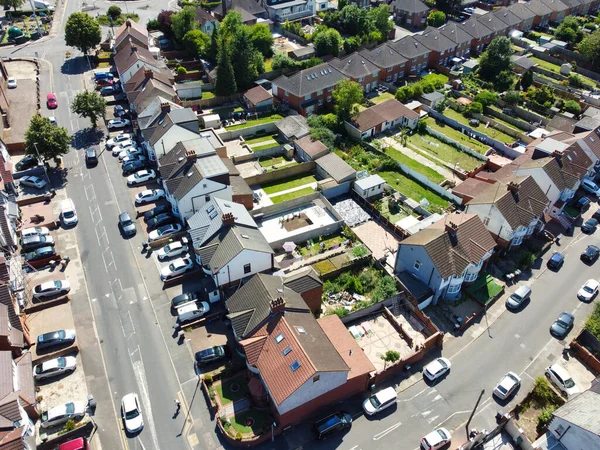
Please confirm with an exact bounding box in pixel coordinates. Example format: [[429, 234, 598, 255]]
[[300, 286, 323, 315]]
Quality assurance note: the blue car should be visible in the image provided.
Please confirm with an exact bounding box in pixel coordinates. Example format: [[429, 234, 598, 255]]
[[547, 252, 564, 270]]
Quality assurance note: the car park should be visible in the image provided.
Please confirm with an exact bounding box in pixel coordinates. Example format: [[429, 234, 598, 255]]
[[122, 159, 148, 175], [493, 372, 521, 400], [121, 154, 147, 165], [21, 234, 55, 251], [420, 428, 451, 450], [175, 300, 210, 326], [33, 280, 70, 299], [118, 147, 143, 161], [547, 252, 564, 270], [578, 279, 599, 302], [160, 257, 194, 280], [15, 155, 38, 171], [546, 364, 580, 397], [20, 175, 46, 189], [550, 312, 574, 339], [135, 189, 165, 205], [582, 218, 598, 234], [158, 238, 189, 261], [144, 204, 171, 221], [581, 179, 600, 196], [106, 133, 131, 148], [149, 223, 183, 241], [7, 77, 17, 89], [118, 212, 136, 236], [85, 148, 98, 165], [24, 246, 56, 262], [20, 226, 50, 239], [171, 291, 201, 308], [127, 169, 156, 186], [146, 213, 177, 231], [111, 141, 134, 156], [423, 357, 451, 382], [47, 93, 57, 109], [581, 245, 600, 263], [194, 345, 230, 366], [121, 393, 144, 433], [40, 401, 85, 428], [36, 329, 76, 350], [505, 285, 531, 310], [313, 411, 352, 440], [33, 356, 77, 380], [362, 386, 397, 415], [107, 118, 131, 129]]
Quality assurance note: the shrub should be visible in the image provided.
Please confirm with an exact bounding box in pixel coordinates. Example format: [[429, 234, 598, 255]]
[[203, 374, 213, 385], [330, 307, 349, 318], [475, 90, 498, 108], [417, 119, 427, 134], [584, 302, 600, 340], [107, 5, 122, 19], [503, 90, 521, 105], [564, 100, 581, 115], [146, 19, 159, 30], [352, 245, 368, 258], [176, 66, 187, 75], [344, 276, 364, 294], [537, 406, 556, 430], [63, 419, 76, 432], [235, 432, 243, 441], [464, 101, 483, 117], [518, 251, 536, 268], [532, 377, 555, 404], [372, 275, 397, 302]]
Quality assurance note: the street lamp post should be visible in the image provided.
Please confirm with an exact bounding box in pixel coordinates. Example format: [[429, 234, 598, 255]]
[[33, 143, 51, 187], [271, 422, 276, 442]]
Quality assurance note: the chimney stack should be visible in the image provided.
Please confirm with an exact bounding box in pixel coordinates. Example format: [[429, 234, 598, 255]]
[[129, 37, 136, 53], [270, 297, 286, 315], [160, 102, 171, 114], [126, 19, 132, 29], [445, 221, 459, 235], [185, 149, 197, 163], [507, 181, 520, 194], [222, 212, 235, 225], [144, 69, 154, 80]]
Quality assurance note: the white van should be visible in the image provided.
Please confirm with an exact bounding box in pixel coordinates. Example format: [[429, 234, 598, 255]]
[[33, 0, 54, 10], [362, 387, 397, 415], [60, 199, 78, 227]]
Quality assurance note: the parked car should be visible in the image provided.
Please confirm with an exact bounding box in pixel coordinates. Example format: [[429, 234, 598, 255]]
[[175, 300, 210, 325], [22, 234, 55, 251], [576, 196, 591, 210], [194, 345, 230, 366], [505, 285, 532, 310], [118, 212, 136, 236], [100, 85, 121, 96], [114, 105, 127, 117], [143, 204, 171, 221], [118, 147, 143, 161], [36, 329, 76, 350], [47, 93, 57, 109], [40, 401, 85, 429], [111, 142, 134, 156], [147, 213, 177, 231], [160, 257, 194, 280], [127, 169, 156, 186], [106, 133, 131, 148], [7, 77, 17, 89], [85, 148, 98, 165], [20, 226, 49, 239], [593, 208, 600, 221], [547, 252, 564, 270], [122, 159, 148, 175], [362, 387, 397, 415], [581, 179, 600, 196], [313, 411, 352, 440], [107, 118, 131, 129], [93, 71, 113, 80], [135, 189, 165, 205], [158, 238, 189, 261], [578, 279, 599, 302], [121, 393, 144, 433], [423, 358, 451, 382], [171, 291, 202, 308], [582, 218, 598, 234], [49, 117, 57, 126], [493, 372, 521, 400], [121, 154, 147, 165], [33, 356, 77, 380], [550, 312, 574, 339], [545, 364, 580, 397], [581, 245, 600, 263], [33, 280, 70, 299], [95, 78, 114, 87], [421, 428, 452, 450], [60, 199, 78, 227], [20, 175, 46, 189], [148, 223, 182, 241], [24, 246, 56, 262], [58, 438, 89, 450], [15, 155, 38, 171]]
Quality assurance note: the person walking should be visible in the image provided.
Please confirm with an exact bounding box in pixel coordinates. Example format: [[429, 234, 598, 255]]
[[174, 399, 181, 412]]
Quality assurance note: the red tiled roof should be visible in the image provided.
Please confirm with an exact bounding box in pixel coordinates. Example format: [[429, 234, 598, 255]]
[[243, 86, 273, 105], [351, 99, 418, 132], [295, 135, 329, 159]]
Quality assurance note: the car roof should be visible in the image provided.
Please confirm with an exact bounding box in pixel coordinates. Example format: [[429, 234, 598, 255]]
[[119, 212, 131, 221], [549, 363, 571, 379], [122, 393, 138, 410], [551, 252, 564, 260], [47, 93, 55, 99]]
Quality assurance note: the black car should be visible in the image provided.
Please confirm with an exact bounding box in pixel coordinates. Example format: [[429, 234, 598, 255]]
[[582, 218, 598, 234], [194, 345, 230, 366], [547, 252, 564, 270], [24, 246, 56, 262], [143, 205, 171, 222], [85, 148, 98, 165], [171, 291, 202, 308], [313, 412, 352, 440], [146, 213, 177, 231], [122, 159, 147, 175], [581, 245, 600, 263], [21, 235, 55, 251], [36, 329, 76, 350], [593, 208, 600, 221], [118, 212, 136, 236], [550, 312, 574, 339], [15, 155, 38, 171]]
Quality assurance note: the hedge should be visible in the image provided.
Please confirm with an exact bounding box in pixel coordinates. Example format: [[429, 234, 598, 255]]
[[6, 9, 52, 18]]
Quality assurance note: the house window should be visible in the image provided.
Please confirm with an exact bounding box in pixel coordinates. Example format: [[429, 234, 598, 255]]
[[290, 360, 301, 372], [328, 86, 334, 92], [386, 76, 391, 82], [358, 77, 364, 83], [275, 333, 284, 343], [448, 283, 461, 294], [313, 375, 320, 382], [482, 216, 490, 226], [282, 346, 292, 356], [464, 272, 478, 282], [327, 96, 332, 102], [318, 99, 323, 106], [527, 225, 535, 235], [372, 72, 378, 77], [317, 89, 323, 95], [512, 235, 524, 246], [412, 58, 417, 63], [283, 90, 288, 97], [304, 94, 311, 101], [244, 263, 251, 274], [387, 67, 393, 72], [414, 261, 422, 271]]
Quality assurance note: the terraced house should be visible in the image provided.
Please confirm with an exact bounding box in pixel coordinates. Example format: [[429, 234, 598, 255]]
[[460, 17, 493, 53], [540, 0, 569, 23], [509, 3, 537, 31], [330, 54, 379, 93], [390, 0, 430, 29], [491, 9, 524, 35], [439, 22, 473, 59], [527, 0, 553, 27], [390, 36, 430, 75], [360, 44, 408, 83], [414, 27, 457, 67]]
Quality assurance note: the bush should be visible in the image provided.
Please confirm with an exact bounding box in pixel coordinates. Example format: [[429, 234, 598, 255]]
[[537, 406, 556, 430], [352, 245, 368, 258], [564, 100, 581, 115], [503, 90, 521, 105], [372, 275, 397, 302], [107, 5, 121, 19], [63, 419, 76, 432], [147, 19, 159, 30], [203, 374, 213, 385], [417, 119, 427, 134], [176, 66, 187, 75], [464, 101, 483, 117], [427, 10, 446, 27], [475, 90, 499, 108], [330, 307, 349, 318], [532, 377, 555, 404], [585, 302, 600, 340]]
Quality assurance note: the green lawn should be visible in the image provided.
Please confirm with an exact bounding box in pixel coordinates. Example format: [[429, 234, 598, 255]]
[[245, 134, 278, 145], [444, 108, 517, 145], [270, 187, 314, 203], [378, 170, 449, 212], [425, 118, 491, 154], [229, 409, 271, 434], [264, 58, 273, 72], [466, 274, 503, 305], [262, 174, 317, 194], [299, 234, 346, 256], [382, 143, 445, 183], [253, 143, 280, 152], [226, 114, 284, 131], [265, 161, 299, 173], [202, 90, 216, 99], [370, 92, 395, 105], [377, 197, 411, 223], [215, 376, 249, 405], [530, 56, 560, 73], [408, 134, 483, 172], [259, 156, 284, 167]]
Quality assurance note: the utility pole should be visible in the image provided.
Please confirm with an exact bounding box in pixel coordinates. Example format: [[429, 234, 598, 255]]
[[27, 0, 43, 37], [33, 142, 51, 187], [465, 388, 486, 439]]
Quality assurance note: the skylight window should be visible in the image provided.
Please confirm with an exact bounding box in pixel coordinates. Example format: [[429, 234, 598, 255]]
[[290, 361, 301, 372], [209, 210, 218, 219], [207, 205, 215, 213], [295, 326, 306, 334], [275, 333, 284, 344], [282, 346, 292, 356]]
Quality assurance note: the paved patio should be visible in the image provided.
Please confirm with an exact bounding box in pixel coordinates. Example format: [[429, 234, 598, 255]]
[[353, 220, 400, 260]]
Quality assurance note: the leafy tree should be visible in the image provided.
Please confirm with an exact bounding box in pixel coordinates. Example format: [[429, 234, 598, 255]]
[[503, 90, 520, 105], [338, 0, 348, 9], [314, 28, 342, 57], [578, 30, 600, 70], [332, 79, 363, 122], [435, 0, 461, 15], [71, 90, 106, 128], [372, 275, 397, 301], [528, 85, 555, 108], [343, 36, 361, 54], [381, 350, 400, 368], [221, 10, 243, 40], [171, 7, 197, 43], [417, 118, 427, 134], [494, 70, 514, 92], [0, 0, 24, 12], [310, 126, 336, 148], [207, 26, 220, 63], [474, 90, 498, 108], [427, 11, 446, 27], [367, 5, 393, 38], [25, 115, 70, 164], [554, 16, 583, 44], [107, 5, 121, 19], [157, 10, 174, 36], [464, 101, 483, 116], [231, 29, 260, 89], [395, 85, 414, 102], [339, 4, 370, 36], [249, 23, 274, 58], [521, 70, 534, 91], [272, 52, 299, 70], [434, 97, 448, 113], [215, 44, 237, 96], [568, 73, 586, 88], [564, 100, 581, 115], [182, 29, 209, 56], [478, 37, 512, 82], [146, 19, 159, 31], [252, 50, 265, 75], [65, 13, 102, 55]]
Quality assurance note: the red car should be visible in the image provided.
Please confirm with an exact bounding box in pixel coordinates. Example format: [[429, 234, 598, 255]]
[[95, 78, 114, 87], [47, 93, 57, 109]]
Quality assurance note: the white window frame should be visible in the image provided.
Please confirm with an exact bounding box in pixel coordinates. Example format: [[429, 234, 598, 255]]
[[447, 283, 461, 294], [464, 272, 478, 282], [512, 234, 524, 246], [414, 261, 421, 271]]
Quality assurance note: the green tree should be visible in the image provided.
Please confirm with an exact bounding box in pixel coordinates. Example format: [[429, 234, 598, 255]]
[[215, 43, 237, 96], [314, 28, 342, 57], [170, 7, 197, 43], [381, 350, 400, 368], [434, 97, 448, 113], [339, 4, 371, 36], [107, 5, 121, 19], [554, 16, 583, 44], [231, 29, 261, 89], [332, 79, 363, 122], [564, 100, 581, 115], [343, 36, 361, 54], [249, 23, 274, 57], [494, 70, 514, 92], [528, 85, 555, 108], [0, 0, 24, 12], [578, 30, 600, 70], [478, 37, 512, 82], [435, 0, 461, 14], [521, 70, 534, 91], [367, 5, 393, 38], [474, 90, 498, 108], [338, 0, 348, 9], [71, 90, 106, 128], [395, 85, 414, 102], [25, 115, 70, 164], [221, 10, 243, 40], [65, 12, 102, 55], [182, 29, 209, 56], [427, 10, 446, 27], [464, 101, 483, 116], [271, 52, 299, 70], [207, 25, 220, 63], [503, 90, 521, 105]]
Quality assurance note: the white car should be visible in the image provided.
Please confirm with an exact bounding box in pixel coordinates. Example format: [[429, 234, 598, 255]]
[[493, 372, 521, 400], [40, 401, 86, 429], [578, 279, 599, 302], [33, 356, 77, 381], [106, 133, 131, 148], [49, 116, 57, 126], [546, 364, 580, 397], [107, 118, 131, 129], [148, 223, 183, 241], [157, 238, 189, 261], [20, 226, 50, 239], [127, 169, 156, 186], [421, 428, 451, 450], [119, 147, 143, 161], [20, 176, 46, 189], [160, 257, 194, 280], [423, 357, 451, 382], [121, 393, 144, 433], [7, 77, 17, 89], [111, 140, 134, 156], [135, 189, 165, 205], [33, 280, 71, 299]]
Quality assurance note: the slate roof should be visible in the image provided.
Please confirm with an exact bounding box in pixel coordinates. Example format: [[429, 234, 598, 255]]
[[295, 135, 329, 159], [414, 27, 456, 54], [275, 115, 310, 140], [575, 117, 600, 132], [460, 17, 493, 40], [360, 44, 407, 70], [540, 0, 569, 12], [509, 3, 537, 21], [390, 0, 430, 13], [402, 214, 496, 279], [316, 153, 356, 183], [524, 0, 553, 17], [476, 12, 509, 34], [439, 21, 474, 46], [114, 19, 148, 50], [390, 36, 431, 60], [552, 389, 600, 434], [130, 79, 177, 112], [124, 66, 173, 94], [512, 55, 538, 70], [559, 0, 583, 9], [492, 8, 523, 29], [330, 53, 379, 79], [114, 46, 160, 78], [273, 63, 345, 98], [195, 6, 217, 25], [230, 174, 253, 196], [137, 97, 182, 130], [214, 0, 266, 17], [580, 128, 600, 159], [350, 99, 419, 132], [283, 267, 322, 293], [243, 85, 273, 105], [227, 273, 309, 339]]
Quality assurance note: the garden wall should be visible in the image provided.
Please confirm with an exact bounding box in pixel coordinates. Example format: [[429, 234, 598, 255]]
[[244, 161, 315, 186], [339, 293, 407, 324], [496, 99, 549, 126], [469, 112, 527, 140], [218, 122, 278, 141], [349, 192, 409, 240], [181, 93, 242, 109], [425, 126, 488, 161], [484, 107, 536, 132], [571, 329, 600, 373], [252, 145, 285, 158], [546, 48, 600, 83], [252, 190, 342, 219]]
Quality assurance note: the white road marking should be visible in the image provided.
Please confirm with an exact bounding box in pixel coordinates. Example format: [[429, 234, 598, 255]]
[[426, 415, 439, 424], [431, 410, 472, 430], [431, 394, 442, 402], [399, 386, 430, 402], [84, 184, 95, 201], [373, 421, 402, 441], [514, 333, 520, 339], [132, 357, 161, 450]]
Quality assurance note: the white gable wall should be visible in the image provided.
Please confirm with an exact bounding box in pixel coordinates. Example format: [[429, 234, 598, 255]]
[[208, 249, 273, 287]]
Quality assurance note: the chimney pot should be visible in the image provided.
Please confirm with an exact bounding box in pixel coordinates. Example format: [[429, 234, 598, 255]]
[[270, 296, 286, 314], [507, 181, 520, 194], [445, 221, 458, 235], [160, 102, 170, 113], [221, 212, 235, 225], [144, 69, 154, 80], [126, 19, 132, 28], [185, 149, 196, 162]]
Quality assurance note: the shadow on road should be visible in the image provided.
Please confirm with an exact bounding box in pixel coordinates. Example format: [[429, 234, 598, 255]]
[[72, 128, 105, 149], [61, 56, 89, 75]]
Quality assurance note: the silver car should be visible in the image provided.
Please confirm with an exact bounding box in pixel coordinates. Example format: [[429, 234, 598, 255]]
[[33, 356, 77, 380]]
